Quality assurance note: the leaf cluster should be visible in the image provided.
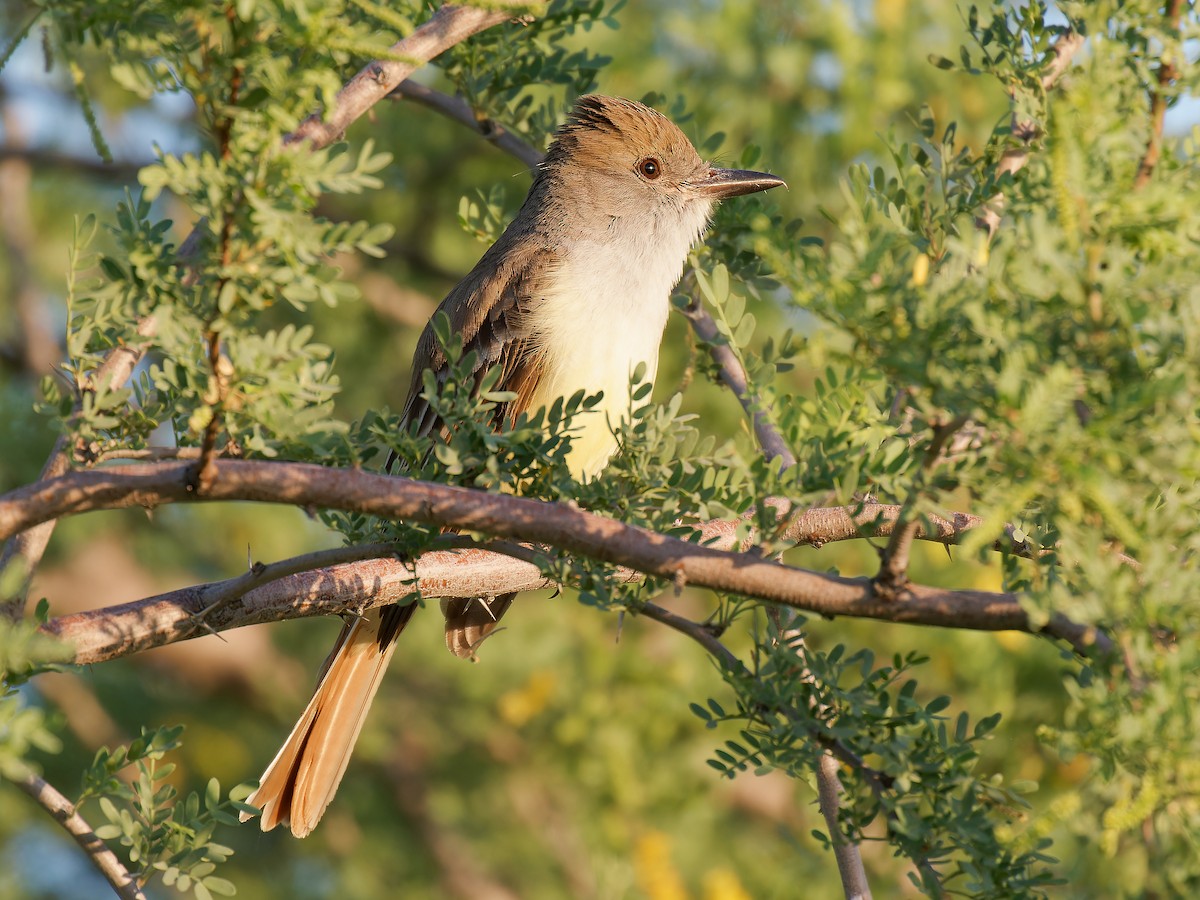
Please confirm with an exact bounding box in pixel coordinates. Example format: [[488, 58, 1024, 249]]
[[440, 0, 624, 147], [698, 624, 1057, 896], [28, 0, 398, 462], [79, 726, 255, 900]]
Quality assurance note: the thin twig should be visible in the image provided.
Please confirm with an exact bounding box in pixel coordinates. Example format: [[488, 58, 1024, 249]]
[[391, 80, 544, 169], [642, 601, 890, 812], [691, 280, 858, 894], [873, 417, 966, 598], [679, 290, 797, 469], [817, 753, 872, 900], [767, 609, 875, 900], [191, 49, 244, 494], [1133, 0, 1183, 189], [193, 541, 407, 619], [94, 447, 203, 463], [638, 601, 740, 668], [976, 30, 1084, 241], [873, 512, 920, 599], [11, 771, 147, 900], [287, 3, 535, 149]]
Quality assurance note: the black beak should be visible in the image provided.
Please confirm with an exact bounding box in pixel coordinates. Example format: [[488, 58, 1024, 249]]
[[691, 167, 787, 200]]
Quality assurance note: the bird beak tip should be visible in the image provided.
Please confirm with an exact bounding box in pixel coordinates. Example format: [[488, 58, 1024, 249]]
[[694, 168, 787, 200]]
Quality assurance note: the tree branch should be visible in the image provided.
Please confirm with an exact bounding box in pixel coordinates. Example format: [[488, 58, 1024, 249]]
[[287, 3, 536, 149], [191, 541, 410, 620], [641, 603, 886, 898], [2, 460, 1110, 661], [816, 752, 872, 900], [637, 601, 741, 668], [1133, 0, 1183, 189], [681, 259, 865, 893], [11, 771, 147, 900], [764, 609, 876, 900], [390, 80, 544, 169], [873, 417, 966, 598], [679, 290, 797, 470]]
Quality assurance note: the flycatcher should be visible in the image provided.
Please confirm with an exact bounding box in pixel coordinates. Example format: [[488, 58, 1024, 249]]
[[245, 94, 785, 836]]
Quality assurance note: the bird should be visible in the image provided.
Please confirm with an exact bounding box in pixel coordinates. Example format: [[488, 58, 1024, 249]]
[[244, 94, 785, 837]]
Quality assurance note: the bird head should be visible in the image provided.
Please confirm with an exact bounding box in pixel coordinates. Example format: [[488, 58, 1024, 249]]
[[541, 95, 785, 223]]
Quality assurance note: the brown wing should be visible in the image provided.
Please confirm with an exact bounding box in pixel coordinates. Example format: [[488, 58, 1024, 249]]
[[395, 233, 553, 659], [400, 233, 552, 440]]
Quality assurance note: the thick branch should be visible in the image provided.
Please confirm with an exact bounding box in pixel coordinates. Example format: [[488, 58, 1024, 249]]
[[11, 771, 147, 900], [43, 505, 987, 665], [4, 460, 1110, 659], [287, 3, 534, 149]]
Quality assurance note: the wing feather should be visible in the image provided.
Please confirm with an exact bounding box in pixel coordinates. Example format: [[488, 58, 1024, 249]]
[[399, 235, 552, 438]]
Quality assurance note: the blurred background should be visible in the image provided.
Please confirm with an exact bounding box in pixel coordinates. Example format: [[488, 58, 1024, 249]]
[[1, 0, 1190, 897]]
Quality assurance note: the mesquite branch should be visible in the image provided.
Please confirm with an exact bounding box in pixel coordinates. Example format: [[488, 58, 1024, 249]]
[[2, 460, 1113, 664], [391, 80, 545, 169], [12, 772, 147, 900]]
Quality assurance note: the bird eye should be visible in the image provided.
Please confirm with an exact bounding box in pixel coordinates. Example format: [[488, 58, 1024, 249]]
[[637, 157, 661, 180]]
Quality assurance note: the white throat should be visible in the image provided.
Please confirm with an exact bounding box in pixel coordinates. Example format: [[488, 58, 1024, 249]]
[[528, 199, 712, 478]]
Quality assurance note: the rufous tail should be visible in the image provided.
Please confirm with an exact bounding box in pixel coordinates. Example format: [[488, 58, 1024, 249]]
[[242, 604, 416, 837]]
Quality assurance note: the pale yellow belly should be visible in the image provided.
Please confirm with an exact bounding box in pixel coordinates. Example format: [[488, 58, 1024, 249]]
[[526, 354, 657, 481]]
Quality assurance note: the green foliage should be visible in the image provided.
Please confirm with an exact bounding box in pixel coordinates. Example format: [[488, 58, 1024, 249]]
[[440, 0, 623, 143], [1, 615, 249, 896], [699, 621, 1058, 896], [79, 726, 254, 900], [0, 608, 69, 779], [0, 685, 61, 781], [758, 1, 1200, 894], [29, 0, 397, 462], [458, 183, 514, 244], [2, 0, 1199, 897]]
